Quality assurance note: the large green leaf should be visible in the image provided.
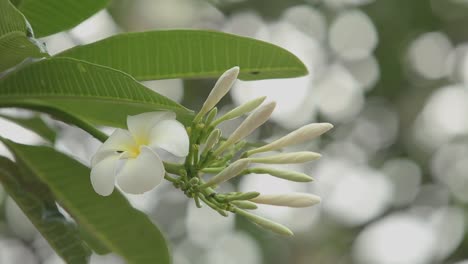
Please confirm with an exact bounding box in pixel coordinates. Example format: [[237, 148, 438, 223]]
[[0, 156, 91, 263], [0, 31, 47, 73], [0, 57, 193, 129], [2, 140, 171, 263], [16, 0, 110, 37], [59, 30, 308, 81], [0, 113, 56, 143], [0, 0, 27, 36]]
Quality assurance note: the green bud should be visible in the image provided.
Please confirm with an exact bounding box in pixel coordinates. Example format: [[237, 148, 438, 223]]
[[205, 107, 218, 126], [201, 129, 221, 157], [234, 208, 293, 236], [200, 167, 225, 174], [231, 200, 258, 210], [214, 102, 276, 155], [189, 177, 200, 185], [212, 96, 267, 127], [200, 159, 250, 188], [250, 193, 321, 208], [247, 167, 313, 182], [225, 191, 260, 201], [246, 123, 333, 156], [247, 151, 321, 164]]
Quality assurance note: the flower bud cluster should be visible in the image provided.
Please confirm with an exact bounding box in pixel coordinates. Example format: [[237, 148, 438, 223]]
[[164, 66, 333, 236]]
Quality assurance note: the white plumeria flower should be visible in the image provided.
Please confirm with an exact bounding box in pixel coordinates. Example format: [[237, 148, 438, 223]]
[[90, 112, 189, 196]]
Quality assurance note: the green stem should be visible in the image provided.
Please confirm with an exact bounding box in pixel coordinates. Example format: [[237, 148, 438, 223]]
[[164, 173, 179, 183]]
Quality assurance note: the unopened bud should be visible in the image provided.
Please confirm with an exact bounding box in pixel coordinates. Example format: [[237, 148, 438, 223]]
[[197, 66, 239, 120], [225, 191, 260, 201], [200, 159, 250, 188], [248, 167, 313, 182], [246, 123, 333, 156], [201, 129, 221, 156], [247, 151, 321, 164], [205, 107, 218, 125], [231, 200, 258, 210], [234, 208, 293, 236], [212, 96, 267, 127], [215, 102, 276, 155], [251, 193, 321, 208]]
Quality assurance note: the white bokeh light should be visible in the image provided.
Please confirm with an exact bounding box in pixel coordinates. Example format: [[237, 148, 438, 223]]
[[185, 199, 235, 248], [203, 232, 262, 264], [0, 237, 38, 264], [323, 0, 375, 8], [353, 213, 436, 264], [314, 64, 364, 122], [315, 159, 392, 226], [143, 79, 184, 103], [5, 197, 38, 241], [408, 32, 452, 80], [429, 207, 465, 261], [431, 139, 468, 202], [0, 112, 44, 146], [131, 0, 224, 30], [39, 33, 76, 55], [223, 11, 264, 38], [69, 10, 120, 44], [281, 5, 327, 41], [329, 10, 378, 61], [382, 158, 422, 207], [55, 124, 101, 166], [231, 22, 325, 128], [414, 85, 468, 150], [343, 55, 380, 91]]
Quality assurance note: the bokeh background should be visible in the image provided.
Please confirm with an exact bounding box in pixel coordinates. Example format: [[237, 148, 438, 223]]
[[2, 0, 468, 263]]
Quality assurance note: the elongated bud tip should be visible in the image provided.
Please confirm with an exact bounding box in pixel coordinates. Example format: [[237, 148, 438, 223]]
[[319, 123, 334, 132], [251, 193, 321, 208], [227, 66, 240, 75], [197, 66, 241, 119], [234, 208, 293, 236], [201, 159, 250, 187]]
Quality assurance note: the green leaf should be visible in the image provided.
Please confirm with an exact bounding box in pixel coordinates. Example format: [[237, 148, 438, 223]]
[[17, 0, 110, 37], [0, 156, 91, 263], [0, 31, 47, 74], [59, 30, 308, 81], [0, 0, 27, 36], [2, 140, 171, 263], [0, 57, 193, 129], [0, 113, 56, 143]]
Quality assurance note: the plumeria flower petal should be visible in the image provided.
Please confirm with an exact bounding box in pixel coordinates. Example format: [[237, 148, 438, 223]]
[[91, 129, 136, 166], [90, 154, 120, 196], [127, 111, 176, 144], [90, 111, 189, 196], [149, 119, 189, 157], [116, 146, 165, 194]]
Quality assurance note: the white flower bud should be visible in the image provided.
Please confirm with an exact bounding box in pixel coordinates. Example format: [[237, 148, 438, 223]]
[[246, 123, 333, 156], [212, 96, 266, 126], [201, 159, 250, 187], [247, 151, 321, 164], [215, 101, 276, 155], [197, 66, 240, 120], [251, 193, 321, 208], [234, 208, 293, 236], [248, 167, 313, 182]]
